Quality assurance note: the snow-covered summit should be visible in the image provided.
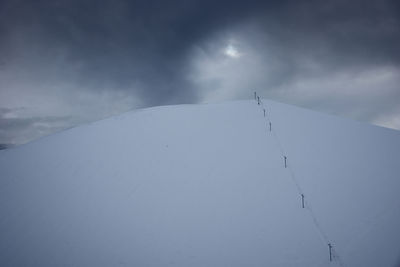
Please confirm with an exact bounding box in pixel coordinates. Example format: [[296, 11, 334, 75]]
[[1, 99, 399, 266]]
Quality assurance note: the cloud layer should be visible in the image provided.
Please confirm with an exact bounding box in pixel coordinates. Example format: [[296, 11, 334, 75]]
[[1, 0, 400, 144]]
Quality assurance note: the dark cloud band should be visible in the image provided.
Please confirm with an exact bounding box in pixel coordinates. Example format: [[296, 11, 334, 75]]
[[1, 0, 400, 145]]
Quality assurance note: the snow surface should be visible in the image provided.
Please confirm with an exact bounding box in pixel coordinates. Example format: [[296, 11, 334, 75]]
[[0, 100, 400, 266]]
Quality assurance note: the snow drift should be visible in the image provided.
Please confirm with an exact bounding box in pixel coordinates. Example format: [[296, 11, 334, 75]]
[[1, 99, 399, 266]]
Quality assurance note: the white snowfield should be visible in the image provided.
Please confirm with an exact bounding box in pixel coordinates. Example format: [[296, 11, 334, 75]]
[[1, 100, 400, 266]]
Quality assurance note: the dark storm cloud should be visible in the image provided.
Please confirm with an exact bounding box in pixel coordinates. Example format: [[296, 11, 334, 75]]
[[189, 0, 400, 127], [1, 0, 400, 144], [239, 0, 400, 81], [0, 0, 282, 105]]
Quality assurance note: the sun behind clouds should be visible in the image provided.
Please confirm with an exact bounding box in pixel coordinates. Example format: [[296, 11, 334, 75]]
[[224, 44, 241, 58]]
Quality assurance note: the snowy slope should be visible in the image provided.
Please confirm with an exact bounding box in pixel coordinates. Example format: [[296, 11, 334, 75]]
[[0, 100, 399, 266]]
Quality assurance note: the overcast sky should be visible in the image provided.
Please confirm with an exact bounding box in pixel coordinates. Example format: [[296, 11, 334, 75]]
[[1, 0, 400, 145]]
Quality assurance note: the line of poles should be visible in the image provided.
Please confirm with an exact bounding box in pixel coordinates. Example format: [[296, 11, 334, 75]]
[[253, 91, 344, 266]]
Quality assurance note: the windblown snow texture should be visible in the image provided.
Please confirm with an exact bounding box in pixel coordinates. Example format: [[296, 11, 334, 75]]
[[0, 100, 399, 266]]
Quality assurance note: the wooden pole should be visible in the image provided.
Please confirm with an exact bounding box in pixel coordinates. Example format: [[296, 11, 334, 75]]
[[269, 122, 271, 132], [284, 156, 287, 168], [301, 194, 304, 208], [257, 96, 260, 105], [328, 243, 332, 262]]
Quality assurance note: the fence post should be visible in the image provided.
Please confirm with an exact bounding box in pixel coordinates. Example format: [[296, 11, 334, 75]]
[[263, 109, 266, 117], [269, 122, 271, 132], [257, 96, 260, 105], [301, 194, 305, 208], [328, 243, 333, 262], [284, 156, 287, 168]]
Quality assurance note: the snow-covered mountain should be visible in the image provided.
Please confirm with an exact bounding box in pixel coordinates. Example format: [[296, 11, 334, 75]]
[[1, 99, 399, 266]]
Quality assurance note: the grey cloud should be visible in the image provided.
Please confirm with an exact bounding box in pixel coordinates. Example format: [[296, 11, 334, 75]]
[[0, 108, 81, 145], [189, 0, 400, 128], [1, 0, 400, 145], [0, 0, 279, 106]]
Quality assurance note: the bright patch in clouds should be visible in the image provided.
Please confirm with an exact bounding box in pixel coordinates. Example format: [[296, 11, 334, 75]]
[[224, 44, 241, 58]]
